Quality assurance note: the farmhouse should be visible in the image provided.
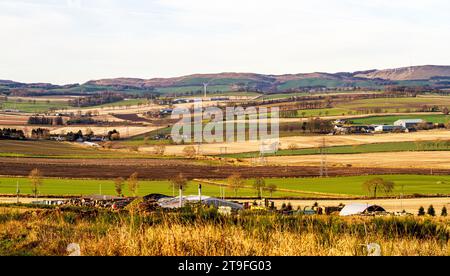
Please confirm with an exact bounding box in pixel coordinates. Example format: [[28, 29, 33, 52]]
[[394, 119, 424, 129]]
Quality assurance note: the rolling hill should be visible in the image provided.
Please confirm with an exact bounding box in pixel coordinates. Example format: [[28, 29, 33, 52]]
[[2, 65, 450, 96], [354, 65, 450, 81]]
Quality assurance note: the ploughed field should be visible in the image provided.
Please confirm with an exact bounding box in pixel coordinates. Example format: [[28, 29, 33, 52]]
[[1, 157, 450, 179]]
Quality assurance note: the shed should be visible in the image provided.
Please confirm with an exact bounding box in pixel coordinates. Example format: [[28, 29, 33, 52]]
[[339, 203, 386, 216], [393, 119, 424, 128], [158, 195, 244, 210]]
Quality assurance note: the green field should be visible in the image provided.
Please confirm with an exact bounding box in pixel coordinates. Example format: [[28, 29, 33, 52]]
[[83, 98, 150, 109], [261, 93, 309, 100], [337, 96, 450, 113], [155, 85, 231, 95], [215, 175, 450, 197], [276, 78, 382, 91], [1, 175, 450, 198], [294, 108, 349, 117], [0, 100, 69, 113], [350, 114, 450, 125], [0, 177, 298, 198], [218, 140, 450, 159]]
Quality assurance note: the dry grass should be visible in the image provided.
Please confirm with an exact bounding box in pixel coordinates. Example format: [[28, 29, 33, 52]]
[[1, 206, 450, 256], [154, 130, 450, 156], [264, 151, 450, 169]]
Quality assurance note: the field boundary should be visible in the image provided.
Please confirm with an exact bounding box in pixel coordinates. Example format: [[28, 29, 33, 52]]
[[194, 179, 355, 198]]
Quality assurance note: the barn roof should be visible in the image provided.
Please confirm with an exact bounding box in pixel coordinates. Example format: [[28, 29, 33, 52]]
[[158, 195, 243, 210], [394, 119, 424, 124], [339, 203, 386, 216]]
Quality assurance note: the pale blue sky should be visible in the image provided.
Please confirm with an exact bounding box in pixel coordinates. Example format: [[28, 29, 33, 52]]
[[0, 0, 449, 84]]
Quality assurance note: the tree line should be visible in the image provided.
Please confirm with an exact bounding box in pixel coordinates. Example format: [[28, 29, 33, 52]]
[[0, 128, 26, 140], [68, 92, 124, 107], [28, 116, 64, 125]]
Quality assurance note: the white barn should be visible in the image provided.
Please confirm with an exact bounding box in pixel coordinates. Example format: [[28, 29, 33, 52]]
[[393, 119, 424, 128]]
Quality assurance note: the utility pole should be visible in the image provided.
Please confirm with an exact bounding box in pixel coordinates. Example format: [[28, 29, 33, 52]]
[[319, 138, 328, 178], [401, 183, 404, 212], [16, 180, 20, 204]]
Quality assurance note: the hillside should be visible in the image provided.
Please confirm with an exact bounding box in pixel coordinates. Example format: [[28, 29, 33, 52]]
[[2, 65, 450, 96], [354, 65, 450, 81]]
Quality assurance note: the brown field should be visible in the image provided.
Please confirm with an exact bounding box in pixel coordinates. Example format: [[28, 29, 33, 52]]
[[153, 129, 450, 156], [263, 151, 450, 169], [0, 124, 162, 138], [60, 101, 220, 116], [60, 103, 162, 116], [112, 113, 152, 123], [49, 125, 161, 138], [0, 114, 29, 125], [1, 157, 450, 179]]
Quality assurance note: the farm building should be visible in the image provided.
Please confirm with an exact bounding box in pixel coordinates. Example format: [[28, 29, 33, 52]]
[[339, 203, 386, 216], [158, 195, 244, 210], [393, 119, 424, 128], [373, 125, 405, 132]]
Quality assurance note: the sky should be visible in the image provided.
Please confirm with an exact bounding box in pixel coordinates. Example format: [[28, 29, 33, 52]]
[[0, 0, 449, 84]]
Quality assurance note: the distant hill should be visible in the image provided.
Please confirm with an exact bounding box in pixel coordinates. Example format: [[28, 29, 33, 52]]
[[2, 65, 450, 96], [354, 65, 450, 81]]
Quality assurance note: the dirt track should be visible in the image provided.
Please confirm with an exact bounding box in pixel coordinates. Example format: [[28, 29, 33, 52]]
[[1, 157, 449, 180]]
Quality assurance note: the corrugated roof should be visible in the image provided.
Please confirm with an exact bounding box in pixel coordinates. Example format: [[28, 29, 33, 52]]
[[394, 119, 424, 124], [339, 203, 385, 216], [158, 195, 243, 210]]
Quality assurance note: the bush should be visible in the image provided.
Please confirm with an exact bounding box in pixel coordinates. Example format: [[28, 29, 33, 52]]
[[287, 143, 299, 150], [427, 205, 436, 217], [418, 206, 425, 216], [441, 206, 448, 217]]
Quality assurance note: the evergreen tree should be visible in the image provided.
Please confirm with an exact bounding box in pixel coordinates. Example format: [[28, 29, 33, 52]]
[[427, 205, 436, 216], [418, 206, 425, 216]]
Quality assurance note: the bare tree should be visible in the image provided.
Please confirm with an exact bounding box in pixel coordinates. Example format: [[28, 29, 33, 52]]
[[171, 173, 189, 207], [183, 146, 197, 158], [253, 177, 266, 198], [288, 143, 299, 150], [153, 144, 166, 156], [114, 177, 125, 197], [228, 173, 244, 197], [127, 172, 139, 196], [29, 168, 43, 198], [363, 177, 395, 198], [265, 183, 277, 197]]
